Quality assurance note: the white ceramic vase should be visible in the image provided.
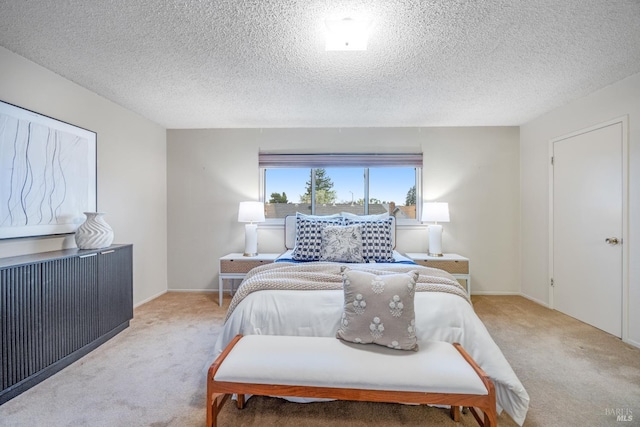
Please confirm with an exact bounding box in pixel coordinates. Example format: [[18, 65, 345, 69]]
[[75, 212, 114, 249]]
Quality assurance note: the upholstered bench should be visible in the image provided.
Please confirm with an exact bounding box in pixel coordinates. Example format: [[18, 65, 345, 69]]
[[207, 334, 497, 427]]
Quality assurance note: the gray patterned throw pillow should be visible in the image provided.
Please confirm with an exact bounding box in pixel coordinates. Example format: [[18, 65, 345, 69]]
[[319, 225, 364, 263], [336, 268, 419, 351]]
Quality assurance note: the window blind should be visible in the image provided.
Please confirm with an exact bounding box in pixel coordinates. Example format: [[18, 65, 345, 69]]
[[259, 153, 423, 168]]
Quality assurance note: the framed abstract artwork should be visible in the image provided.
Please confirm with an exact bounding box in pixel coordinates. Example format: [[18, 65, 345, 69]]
[[0, 100, 97, 239]]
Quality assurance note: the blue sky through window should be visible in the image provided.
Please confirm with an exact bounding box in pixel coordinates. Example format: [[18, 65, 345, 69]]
[[265, 168, 415, 205]]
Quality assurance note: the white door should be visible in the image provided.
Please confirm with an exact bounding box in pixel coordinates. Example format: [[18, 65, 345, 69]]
[[551, 120, 624, 337]]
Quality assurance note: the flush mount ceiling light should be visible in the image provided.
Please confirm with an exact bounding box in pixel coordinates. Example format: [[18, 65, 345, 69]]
[[325, 18, 372, 51]]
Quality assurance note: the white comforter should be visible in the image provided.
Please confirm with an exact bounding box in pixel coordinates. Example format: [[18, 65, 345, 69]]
[[213, 288, 529, 425]]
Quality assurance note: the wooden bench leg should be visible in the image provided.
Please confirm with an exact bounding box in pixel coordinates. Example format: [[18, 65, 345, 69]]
[[450, 405, 461, 421], [237, 393, 245, 409], [484, 407, 498, 427], [207, 392, 229, 427], [468, 406, 498, 427]]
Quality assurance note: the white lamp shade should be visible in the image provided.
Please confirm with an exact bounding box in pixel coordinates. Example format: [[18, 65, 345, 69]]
[[238, 201, 265, 223], [421, 202, 450, 223]]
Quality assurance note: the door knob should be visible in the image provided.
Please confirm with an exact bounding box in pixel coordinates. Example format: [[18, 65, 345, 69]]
[[605, 237, 620, 245]]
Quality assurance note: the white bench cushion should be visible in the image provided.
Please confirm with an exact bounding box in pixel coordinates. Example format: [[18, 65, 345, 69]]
[[213, 335, 488, 396]]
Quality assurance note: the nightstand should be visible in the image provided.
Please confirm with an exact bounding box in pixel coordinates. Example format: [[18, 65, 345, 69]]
[[404, 253, 471, 295], [218, 253, 280, 306]]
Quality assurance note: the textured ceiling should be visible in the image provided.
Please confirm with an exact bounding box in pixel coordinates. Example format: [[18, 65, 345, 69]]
[[1, 0, 639, 129]]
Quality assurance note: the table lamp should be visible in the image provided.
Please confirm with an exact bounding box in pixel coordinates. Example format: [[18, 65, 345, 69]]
[[238, 201, 265, 257], [421, 202, 450, 257]]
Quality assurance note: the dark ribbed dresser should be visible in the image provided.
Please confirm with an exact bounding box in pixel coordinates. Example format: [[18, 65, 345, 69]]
[[0, 244, 133, 404]]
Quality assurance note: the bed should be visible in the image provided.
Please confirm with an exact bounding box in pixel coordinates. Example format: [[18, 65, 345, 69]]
[[213, 213, 529, 425]]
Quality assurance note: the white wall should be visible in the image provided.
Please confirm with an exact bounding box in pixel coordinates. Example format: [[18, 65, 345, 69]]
[[167, 127, 520, 295], [520, 72, 640, 346], [0, 47, 168, 306]]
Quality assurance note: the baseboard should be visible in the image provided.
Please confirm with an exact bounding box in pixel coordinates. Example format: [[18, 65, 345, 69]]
[[518, 292, 551, 308], [134, 289, 222, 308], [134, 290, 168, 308], [471, 292, 552, 309], [471, 291, 521, 296], [623, 337, 640, 349]]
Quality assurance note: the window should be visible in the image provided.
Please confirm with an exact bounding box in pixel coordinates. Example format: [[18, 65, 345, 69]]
[[260, 153, 422, 221]]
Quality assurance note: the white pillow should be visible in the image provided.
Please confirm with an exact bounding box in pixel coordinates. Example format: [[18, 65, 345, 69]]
[[341, 212, 389, 221], [297, 212, 343, 220]]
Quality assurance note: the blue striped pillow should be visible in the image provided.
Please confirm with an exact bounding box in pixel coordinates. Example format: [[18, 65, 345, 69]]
[[292, 215, 344, 261]]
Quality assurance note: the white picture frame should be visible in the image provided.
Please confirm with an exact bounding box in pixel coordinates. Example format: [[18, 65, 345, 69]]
[[0, 100, 97, 239]]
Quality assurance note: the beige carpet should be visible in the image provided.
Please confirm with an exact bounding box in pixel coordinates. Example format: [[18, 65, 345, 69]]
[[0, 292, 638, 427]]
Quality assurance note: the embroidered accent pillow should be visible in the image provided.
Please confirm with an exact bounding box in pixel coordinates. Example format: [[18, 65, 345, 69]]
[[320, 225, 364, 263], [336, 268, 419, 351], [291, 214, 343, 261], [343, 217, 394, 262]]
